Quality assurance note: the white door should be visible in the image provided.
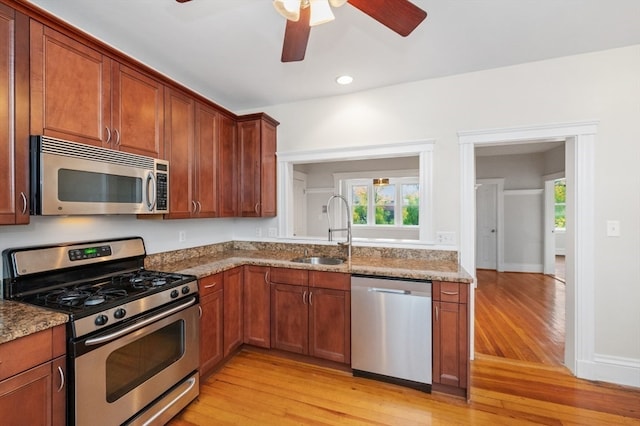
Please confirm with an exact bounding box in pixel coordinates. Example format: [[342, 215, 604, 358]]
[[293, 172, 307, 236], [476, 183, 498, 270], [543, 179, 556, 275]]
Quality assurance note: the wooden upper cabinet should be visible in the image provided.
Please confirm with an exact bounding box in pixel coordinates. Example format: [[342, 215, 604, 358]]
[[30, 21, 163, 158], [195, 102, 220, 217], [0, 4, 29, 225], [164, 87, 195, 219], [218, 113, 238, 217], [237, 114, 278, 217], [112, 64, 164, 158]]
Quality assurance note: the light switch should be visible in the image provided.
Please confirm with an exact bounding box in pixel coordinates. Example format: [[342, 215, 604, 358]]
[[606, 220, 621, 237]]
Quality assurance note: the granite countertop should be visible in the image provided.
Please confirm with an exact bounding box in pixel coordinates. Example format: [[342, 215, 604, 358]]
[[154, 249, 473, 283], [0, 300, 68, 345]]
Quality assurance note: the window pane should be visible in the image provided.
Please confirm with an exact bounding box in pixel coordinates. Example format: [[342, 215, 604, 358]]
[[555, 179, 566, 203], [351, 185, 368, 225], [402, 184, 419, 225], [375, 185, 395, 225], [555, 204, 566, 229]]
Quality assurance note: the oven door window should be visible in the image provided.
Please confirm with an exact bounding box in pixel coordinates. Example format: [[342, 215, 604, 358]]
[[105, 320, 184, 402], [58, 169, 143, 203]]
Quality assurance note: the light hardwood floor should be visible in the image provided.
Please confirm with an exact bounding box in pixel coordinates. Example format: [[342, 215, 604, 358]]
[[169, 270, 640, 425]]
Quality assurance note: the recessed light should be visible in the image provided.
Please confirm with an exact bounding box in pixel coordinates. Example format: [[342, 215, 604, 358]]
[[336, 75, 353, 85]]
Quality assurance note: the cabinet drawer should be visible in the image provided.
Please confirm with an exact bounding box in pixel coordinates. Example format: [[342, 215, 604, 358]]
[[309, 271, 350, 291], [0, 329, 52, 381], [270, 267, 308, 286], [200, 272, 223, 297], [433, 281, 468, 304]]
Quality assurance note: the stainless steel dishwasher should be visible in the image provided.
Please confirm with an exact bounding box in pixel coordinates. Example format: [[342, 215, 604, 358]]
[[351, 275, 432, 391]]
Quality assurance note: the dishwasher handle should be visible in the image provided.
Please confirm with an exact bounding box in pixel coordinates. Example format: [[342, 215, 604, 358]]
[[369, 287, 410, 295]]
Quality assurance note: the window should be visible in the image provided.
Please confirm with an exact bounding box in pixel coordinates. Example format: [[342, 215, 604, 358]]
[[346, 177, 419, 228], [554, 178, 566, 230]]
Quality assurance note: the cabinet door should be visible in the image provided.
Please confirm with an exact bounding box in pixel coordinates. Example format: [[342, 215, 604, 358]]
[[223, 267, 243, 357], [243, 265, 271, 348], [309, 288, 351, 364], [194, 102, 219, 217], [200, 290, 224, 378], [260, 119, 277, 217], [0, 5, 29, 225], [30, 21, 111, 147], [164, 87, 195, 219], [0, 362, 53, 426], [112, 64, 164, 158], [271, 283, 308, 354], [432, 300, 468, 388], [218, 114, 237, 217], [237, 119, 261, 217]]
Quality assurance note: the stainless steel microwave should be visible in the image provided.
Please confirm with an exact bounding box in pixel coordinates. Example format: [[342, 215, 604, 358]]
[[30, 136, 169, 215]]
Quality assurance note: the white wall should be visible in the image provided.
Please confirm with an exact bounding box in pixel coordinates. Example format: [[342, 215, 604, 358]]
[[258, 46, 640, 371]]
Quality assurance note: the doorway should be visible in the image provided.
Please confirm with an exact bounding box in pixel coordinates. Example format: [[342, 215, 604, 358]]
[[459, 121, 597, 376]]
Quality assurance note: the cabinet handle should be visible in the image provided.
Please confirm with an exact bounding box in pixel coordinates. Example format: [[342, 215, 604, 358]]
[[20, 192, 27, 215], [254, 202, 260, 215], [302, 290, 307, 305], [442, 291, 459, 296], [114, 128, 121, 146], [204, 282, 217, 289], [435, 305, 439, 322], [309, 291, 313, 306], [105, 127, 111, 143], [264, 270, 270, 284], [196, 201, 202, 214], [56, 366, 65, 392], [191, 200, 197, 214], [198, 306, 202, 318]]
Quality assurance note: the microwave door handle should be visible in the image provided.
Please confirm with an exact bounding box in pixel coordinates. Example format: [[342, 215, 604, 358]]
[[146, 171, 157, 211]]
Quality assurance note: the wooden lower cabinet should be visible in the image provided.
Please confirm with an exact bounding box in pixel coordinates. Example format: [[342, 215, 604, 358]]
[[243, 265, 271, 348], [432, 281, 469, 398], [270, 268, 351, 364], [0, 325, 66, 426], [223, 267, 243, 357], [199, 273, 224, 377]]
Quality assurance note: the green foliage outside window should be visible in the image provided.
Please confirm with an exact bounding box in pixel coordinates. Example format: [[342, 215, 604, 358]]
[[555, 179, 566, 229], [374, 185, 395, 225], [351, 185, 368, 225], [402, 184, 419, 225]]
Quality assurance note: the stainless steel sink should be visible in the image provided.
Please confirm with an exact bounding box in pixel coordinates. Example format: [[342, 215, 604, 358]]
[[290, 256, 345, 265]]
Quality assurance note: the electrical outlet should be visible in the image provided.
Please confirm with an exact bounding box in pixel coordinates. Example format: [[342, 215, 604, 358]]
[[436, 231, 456, 245], [178, 231, 186, 242], [255, 227, 262, 237], [268, 227, 277, 237]]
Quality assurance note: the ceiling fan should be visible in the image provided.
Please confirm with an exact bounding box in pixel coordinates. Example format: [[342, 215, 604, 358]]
[[176, 0, 427, 63]]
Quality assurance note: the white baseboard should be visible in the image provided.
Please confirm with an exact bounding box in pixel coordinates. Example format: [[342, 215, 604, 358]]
[[501, 263, 543, 273], [577, 354, 640, 388]]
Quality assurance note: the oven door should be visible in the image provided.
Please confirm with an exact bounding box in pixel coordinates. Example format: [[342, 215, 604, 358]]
[[71, 297, 199, 426]]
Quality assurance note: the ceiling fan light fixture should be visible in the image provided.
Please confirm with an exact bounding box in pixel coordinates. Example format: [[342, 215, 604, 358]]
[[273, 0, 302, 21], [309, 0, 335, 26]]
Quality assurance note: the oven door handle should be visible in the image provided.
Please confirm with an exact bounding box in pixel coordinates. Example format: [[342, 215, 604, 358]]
[[84, 297, 197, 346]]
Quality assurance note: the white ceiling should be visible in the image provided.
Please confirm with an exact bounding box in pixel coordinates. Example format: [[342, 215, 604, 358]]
[[26, 0, 640, 112]]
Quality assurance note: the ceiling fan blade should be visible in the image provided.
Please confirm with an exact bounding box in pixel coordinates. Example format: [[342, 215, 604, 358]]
[[281, 6, 311, 62], [348, 0, 427, 37]]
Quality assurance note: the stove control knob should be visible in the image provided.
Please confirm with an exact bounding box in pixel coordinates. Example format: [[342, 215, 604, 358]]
[[114, 308, 126, 319], [170, 289, 180, 299], [95, 314, 108, 326], [181, 286, 190, 295]]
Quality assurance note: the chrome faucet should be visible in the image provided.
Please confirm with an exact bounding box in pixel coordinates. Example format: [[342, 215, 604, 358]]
[[327, 194, 352, 260]]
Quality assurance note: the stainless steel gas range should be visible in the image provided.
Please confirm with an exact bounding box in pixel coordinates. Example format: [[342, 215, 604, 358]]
[[2, 237, 200, 426]]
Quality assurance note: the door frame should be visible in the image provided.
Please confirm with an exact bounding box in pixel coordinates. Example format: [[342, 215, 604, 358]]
[[459, 120, 597, 378], [543, 172, 565, 275], [475, 178, 504, 271]]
